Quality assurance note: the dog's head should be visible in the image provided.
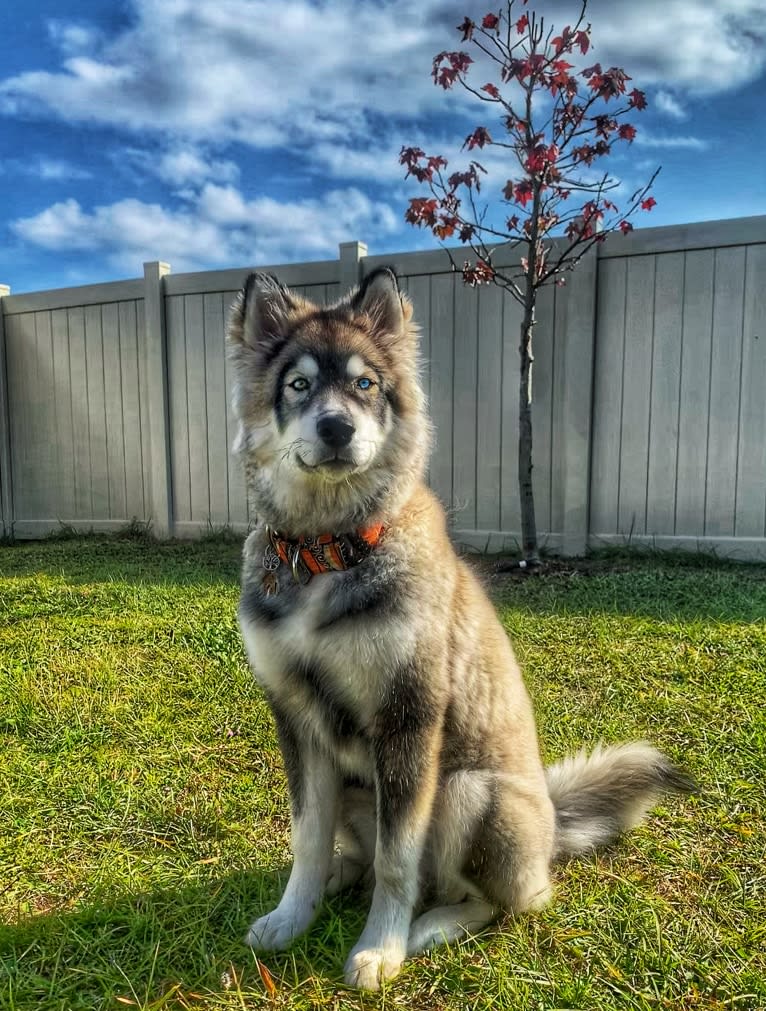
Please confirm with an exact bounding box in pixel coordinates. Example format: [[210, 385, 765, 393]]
[[227, 267, 429, 531]]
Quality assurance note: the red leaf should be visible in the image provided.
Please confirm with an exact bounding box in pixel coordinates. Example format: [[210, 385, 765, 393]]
[[586, 65, 630, 101], [457, 17, 475, 41], [572, 143, 596, 165], [618, 123, 637, 142], [549, 59, 575, 95], [641, 197, 657, 211], [513, 180, 534, 206], [524, 143, 559, 173], [405, 198, 439, 228], [463, 259, 495, 286], [432, 51, 473, 89], [464, 126, 492, 150], [516, 13, 529, 33], [629, 88, 647, 110], [575, 30, 590, 54], [594, 115, 617, 138], [618, 220, 634, 235], [482, 82, 500, 98], [551, 25, 572, 54], [482, 13, 499, 30]]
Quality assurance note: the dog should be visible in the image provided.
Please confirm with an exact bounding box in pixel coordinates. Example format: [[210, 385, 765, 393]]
[[226, 267, 695, 991]]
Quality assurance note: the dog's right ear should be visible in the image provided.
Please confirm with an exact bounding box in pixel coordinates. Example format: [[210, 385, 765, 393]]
[[352, 267, 404, 339], [228, 272, 297, 360]]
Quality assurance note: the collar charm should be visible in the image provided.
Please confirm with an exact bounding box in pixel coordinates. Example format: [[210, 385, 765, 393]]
[[261, 523, 385, 595]]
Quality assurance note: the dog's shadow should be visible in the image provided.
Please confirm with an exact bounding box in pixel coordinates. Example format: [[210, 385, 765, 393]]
[[0, 867, 369, 1005]]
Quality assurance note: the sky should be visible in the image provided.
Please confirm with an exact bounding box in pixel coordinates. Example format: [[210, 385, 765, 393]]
[[1, 0, 765, 294]]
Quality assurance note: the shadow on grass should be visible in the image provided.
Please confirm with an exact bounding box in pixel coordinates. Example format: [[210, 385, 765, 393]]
[[480, 555, 766, 625], [2, 535, 766, 624], [0, 868, 366, 1009], [0, 535, 244, 589]]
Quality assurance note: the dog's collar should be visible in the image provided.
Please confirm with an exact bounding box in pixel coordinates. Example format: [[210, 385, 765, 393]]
[[263, 522, 385, 590]]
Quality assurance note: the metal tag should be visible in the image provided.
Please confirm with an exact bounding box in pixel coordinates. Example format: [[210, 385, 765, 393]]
[[263, 543, 280, 596]]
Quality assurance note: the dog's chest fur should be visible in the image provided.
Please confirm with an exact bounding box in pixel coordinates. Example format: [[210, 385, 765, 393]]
[[238, 529, 416, 779]]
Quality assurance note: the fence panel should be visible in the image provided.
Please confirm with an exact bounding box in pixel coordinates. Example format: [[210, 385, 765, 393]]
[[589, 221, 766, 557], [2, 289, 147, 536], [2, 219, 764, 559]]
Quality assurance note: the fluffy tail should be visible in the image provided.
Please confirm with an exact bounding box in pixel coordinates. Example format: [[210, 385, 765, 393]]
[[546, 742, 697, 859]]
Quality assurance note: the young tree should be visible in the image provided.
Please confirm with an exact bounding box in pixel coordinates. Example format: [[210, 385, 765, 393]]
[[401, 0, 658, 566]]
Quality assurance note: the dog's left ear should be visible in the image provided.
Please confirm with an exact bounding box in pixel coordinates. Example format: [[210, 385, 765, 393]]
[[352, 267, 411, 340]]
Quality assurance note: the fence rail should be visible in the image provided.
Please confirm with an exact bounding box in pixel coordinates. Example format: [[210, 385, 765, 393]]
[[1, 217, 765, 560]]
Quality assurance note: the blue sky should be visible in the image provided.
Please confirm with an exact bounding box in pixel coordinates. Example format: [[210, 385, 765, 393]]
[[1, 0, 765, 294]]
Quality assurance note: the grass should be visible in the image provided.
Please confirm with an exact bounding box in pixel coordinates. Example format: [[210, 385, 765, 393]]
[[0, 536, 764, 1010]]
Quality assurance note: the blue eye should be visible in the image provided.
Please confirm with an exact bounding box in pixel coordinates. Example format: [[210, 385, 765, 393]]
[[357, 377, 373, 390], [289, 377, 310, 392]]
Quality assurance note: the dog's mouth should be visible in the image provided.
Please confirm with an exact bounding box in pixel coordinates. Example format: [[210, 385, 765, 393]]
[[296, 454, 358, 478]]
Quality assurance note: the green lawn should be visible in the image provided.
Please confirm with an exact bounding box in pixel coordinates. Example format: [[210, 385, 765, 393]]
[[0, 536, 764, 1010]]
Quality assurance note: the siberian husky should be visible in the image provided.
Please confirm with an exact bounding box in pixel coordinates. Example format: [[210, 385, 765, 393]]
[[226, 267, 694, 990]]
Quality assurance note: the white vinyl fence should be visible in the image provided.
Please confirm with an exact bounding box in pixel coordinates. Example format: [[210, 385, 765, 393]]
[[1, 218, 765, 559]]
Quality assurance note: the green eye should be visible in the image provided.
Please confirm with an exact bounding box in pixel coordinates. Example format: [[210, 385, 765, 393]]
[[289, 377, 310, 392], [357, 377, 373, 390]]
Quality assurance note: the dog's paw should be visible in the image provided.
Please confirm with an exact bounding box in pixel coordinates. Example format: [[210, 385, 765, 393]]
[[344, 946, 404, 990], [244, 909, 306, 952]]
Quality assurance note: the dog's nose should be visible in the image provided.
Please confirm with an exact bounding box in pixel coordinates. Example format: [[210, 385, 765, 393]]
[[317, 414, 355, 449]]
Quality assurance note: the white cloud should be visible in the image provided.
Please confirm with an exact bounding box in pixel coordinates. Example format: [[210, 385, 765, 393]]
[[35, 158, 94, 181], [582, 0, 766, 94], [11, 184, 401, 272], [1, 0, 762, 196], [0, 0, 457, 148], [46, 21, 102, 55], [0, 158, 94, 181], [635, 133, 709, 150], [0, 0, 761, 148], [655, 91, 687, 120], [123, 144, 241, 189]]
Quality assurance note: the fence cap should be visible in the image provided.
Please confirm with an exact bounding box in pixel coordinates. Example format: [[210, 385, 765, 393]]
[[143, 261, 171, 277]]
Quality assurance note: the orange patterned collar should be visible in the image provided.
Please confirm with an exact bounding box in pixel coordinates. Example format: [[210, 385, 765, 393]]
[[263, 523, 386, 590]]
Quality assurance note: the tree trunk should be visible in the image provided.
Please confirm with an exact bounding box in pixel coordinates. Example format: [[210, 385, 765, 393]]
[[518, 308, 540, 565]]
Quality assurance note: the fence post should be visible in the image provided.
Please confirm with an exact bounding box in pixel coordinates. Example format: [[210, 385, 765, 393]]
[[0, 285, 11, 538], [561, 247, 598, 556], [339, 241, 368, 292], [143, 261, 173, 538]]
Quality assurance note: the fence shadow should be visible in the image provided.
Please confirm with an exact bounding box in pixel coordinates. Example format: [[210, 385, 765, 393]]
[[2, 535, 766, 623], [0, 534, 244, 588]]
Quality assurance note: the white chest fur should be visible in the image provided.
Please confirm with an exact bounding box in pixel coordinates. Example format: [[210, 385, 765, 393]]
[[239, 574, 416, 773]]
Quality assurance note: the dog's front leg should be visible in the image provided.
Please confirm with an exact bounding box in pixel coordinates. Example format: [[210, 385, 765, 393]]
[[344, 674, 441, 990], [246, 711, 339, 951]]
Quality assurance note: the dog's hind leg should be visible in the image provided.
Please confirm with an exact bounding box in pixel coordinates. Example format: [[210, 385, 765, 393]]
[[469, 771, 556, 915], [407, 896, 497, 954], [326, 784, 376, 897]]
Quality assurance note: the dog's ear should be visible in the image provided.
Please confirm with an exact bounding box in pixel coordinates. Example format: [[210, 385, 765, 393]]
[[228, 272, 298, 360], [352, 267, 406, 339]]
